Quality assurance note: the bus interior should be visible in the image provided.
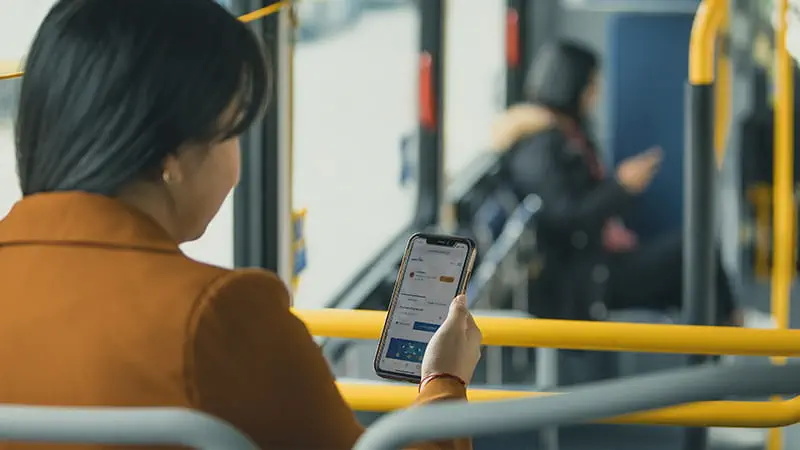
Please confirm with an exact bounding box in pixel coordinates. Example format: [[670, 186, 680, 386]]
[[1, 0, 800, 449]]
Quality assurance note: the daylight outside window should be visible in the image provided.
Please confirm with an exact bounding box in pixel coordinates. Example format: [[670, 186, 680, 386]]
[[291, 0, 419, 308], [443, 0, 505, 181]]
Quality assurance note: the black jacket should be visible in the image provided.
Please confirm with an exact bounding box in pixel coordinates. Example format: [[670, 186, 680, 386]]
[[491, 105, 633, 320]]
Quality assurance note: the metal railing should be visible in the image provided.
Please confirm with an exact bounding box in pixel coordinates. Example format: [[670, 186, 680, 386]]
[[333, 379, 800, 428], [353, 362, 800, 450], [1, 363, 798, 449], [0, 406, 258, 450], [294, 309, 800, 356], [465, 194, 540, 303], [295, 308, 800, 429]]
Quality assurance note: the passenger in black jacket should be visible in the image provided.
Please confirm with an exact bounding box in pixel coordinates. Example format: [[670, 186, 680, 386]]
[[492, 40, 742, 325]]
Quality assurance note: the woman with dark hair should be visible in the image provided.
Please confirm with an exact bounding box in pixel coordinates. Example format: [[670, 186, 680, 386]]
[[491, 40, 743, 325], [0, 1, 480, 449]]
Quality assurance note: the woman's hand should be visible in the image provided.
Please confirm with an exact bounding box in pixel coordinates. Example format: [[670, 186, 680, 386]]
[[421, 295, 482, 384], [616, 146, 663, 194]]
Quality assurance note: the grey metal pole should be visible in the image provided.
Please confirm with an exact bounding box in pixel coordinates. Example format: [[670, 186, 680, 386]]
[[682, 80, 717, 450], [0, 407, 258, 450]]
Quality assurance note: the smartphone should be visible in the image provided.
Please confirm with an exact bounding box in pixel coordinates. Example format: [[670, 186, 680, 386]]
[[374, 233, 477, 383]]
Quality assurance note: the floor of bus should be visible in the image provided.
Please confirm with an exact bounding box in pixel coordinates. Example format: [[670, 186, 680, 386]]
[[346, 280, 799, 449]]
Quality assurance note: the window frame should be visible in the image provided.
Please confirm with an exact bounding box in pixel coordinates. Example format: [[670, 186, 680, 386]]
[[506, 0, 532, 106], [232, 0, 293, 284]]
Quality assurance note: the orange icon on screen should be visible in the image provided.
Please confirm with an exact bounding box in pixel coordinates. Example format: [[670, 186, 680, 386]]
[[439, 276, 455, 283]]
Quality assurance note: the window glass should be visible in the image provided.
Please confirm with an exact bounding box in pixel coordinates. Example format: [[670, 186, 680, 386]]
[[0, 0, 50, 217], [180, 192, 234, 268], [292, 0, 419, 307], [0, 125, 19, 218], [443, 0, 506, 179]]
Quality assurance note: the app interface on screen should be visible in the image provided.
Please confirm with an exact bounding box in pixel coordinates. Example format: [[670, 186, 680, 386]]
[[378, 237, 469, 376]]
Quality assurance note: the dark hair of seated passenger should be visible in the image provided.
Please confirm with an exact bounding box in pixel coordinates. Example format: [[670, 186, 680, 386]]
[[524, 40, 599, 120], [14, 0, 271, 197]]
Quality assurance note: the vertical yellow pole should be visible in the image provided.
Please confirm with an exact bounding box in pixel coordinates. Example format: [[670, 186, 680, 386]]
[[749, 185, 772, 280], [714, 3, 731, 167], [768, 0, 795, 449], [287, 2, 302, 295]]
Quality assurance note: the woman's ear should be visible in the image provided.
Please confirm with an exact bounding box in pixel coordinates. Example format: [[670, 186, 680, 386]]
[[161, 154, 184, 185]]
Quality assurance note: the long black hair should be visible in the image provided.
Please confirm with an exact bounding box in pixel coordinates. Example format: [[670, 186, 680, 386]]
[[15, 0, 271, 196], [525, 40, 599, 120]]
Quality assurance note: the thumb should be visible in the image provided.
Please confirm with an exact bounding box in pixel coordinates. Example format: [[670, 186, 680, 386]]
[[447, 295, 468, 320]]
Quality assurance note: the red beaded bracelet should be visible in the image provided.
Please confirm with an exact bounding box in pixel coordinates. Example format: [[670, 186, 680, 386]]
[[418, 373, 466, 392]]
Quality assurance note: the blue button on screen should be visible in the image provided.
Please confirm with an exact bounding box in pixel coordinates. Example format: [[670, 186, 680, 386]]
[[412, 321, 440, 332]]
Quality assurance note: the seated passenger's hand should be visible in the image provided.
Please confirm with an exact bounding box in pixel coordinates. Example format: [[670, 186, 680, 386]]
[[616, 146, 663, 194], [421, 295, 482, 384]]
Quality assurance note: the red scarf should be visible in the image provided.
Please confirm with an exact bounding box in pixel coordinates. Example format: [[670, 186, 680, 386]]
[[559, 118, 638, 252]]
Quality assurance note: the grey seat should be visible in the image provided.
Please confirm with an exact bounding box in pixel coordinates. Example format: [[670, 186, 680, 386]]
[[0, 405, 259, 449]]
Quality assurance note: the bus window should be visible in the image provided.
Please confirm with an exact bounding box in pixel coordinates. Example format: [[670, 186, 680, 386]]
[[0, 128, 19, 218], [443, 0, 505, 179], [179, 193, 235, 268], [292, 0, 419, 307], [0, 0, 52, 217]]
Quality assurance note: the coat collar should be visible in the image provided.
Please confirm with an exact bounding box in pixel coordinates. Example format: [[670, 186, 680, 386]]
[[0, 192, 180, 253]]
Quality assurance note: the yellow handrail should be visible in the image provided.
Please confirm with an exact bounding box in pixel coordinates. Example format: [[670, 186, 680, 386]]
[[688, 0, 724, 85], [772, 0, 795, 352], [0, 71, 23, 81], [770, 0, 795, 449], [294, 309, 800, 356], [713, 2, 731, 166], [336, 382, 800, 428], [0, 2, 287, 81]]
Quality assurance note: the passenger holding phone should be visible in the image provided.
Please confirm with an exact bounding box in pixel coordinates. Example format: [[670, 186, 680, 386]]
[[491, 40, 743, 325]]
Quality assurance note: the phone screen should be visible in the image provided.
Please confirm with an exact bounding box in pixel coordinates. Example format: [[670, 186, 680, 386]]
[[376, 236, 471, 379]]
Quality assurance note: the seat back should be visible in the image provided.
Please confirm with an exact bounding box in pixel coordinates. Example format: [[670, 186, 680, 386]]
[[0, 405, 258, 450]]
